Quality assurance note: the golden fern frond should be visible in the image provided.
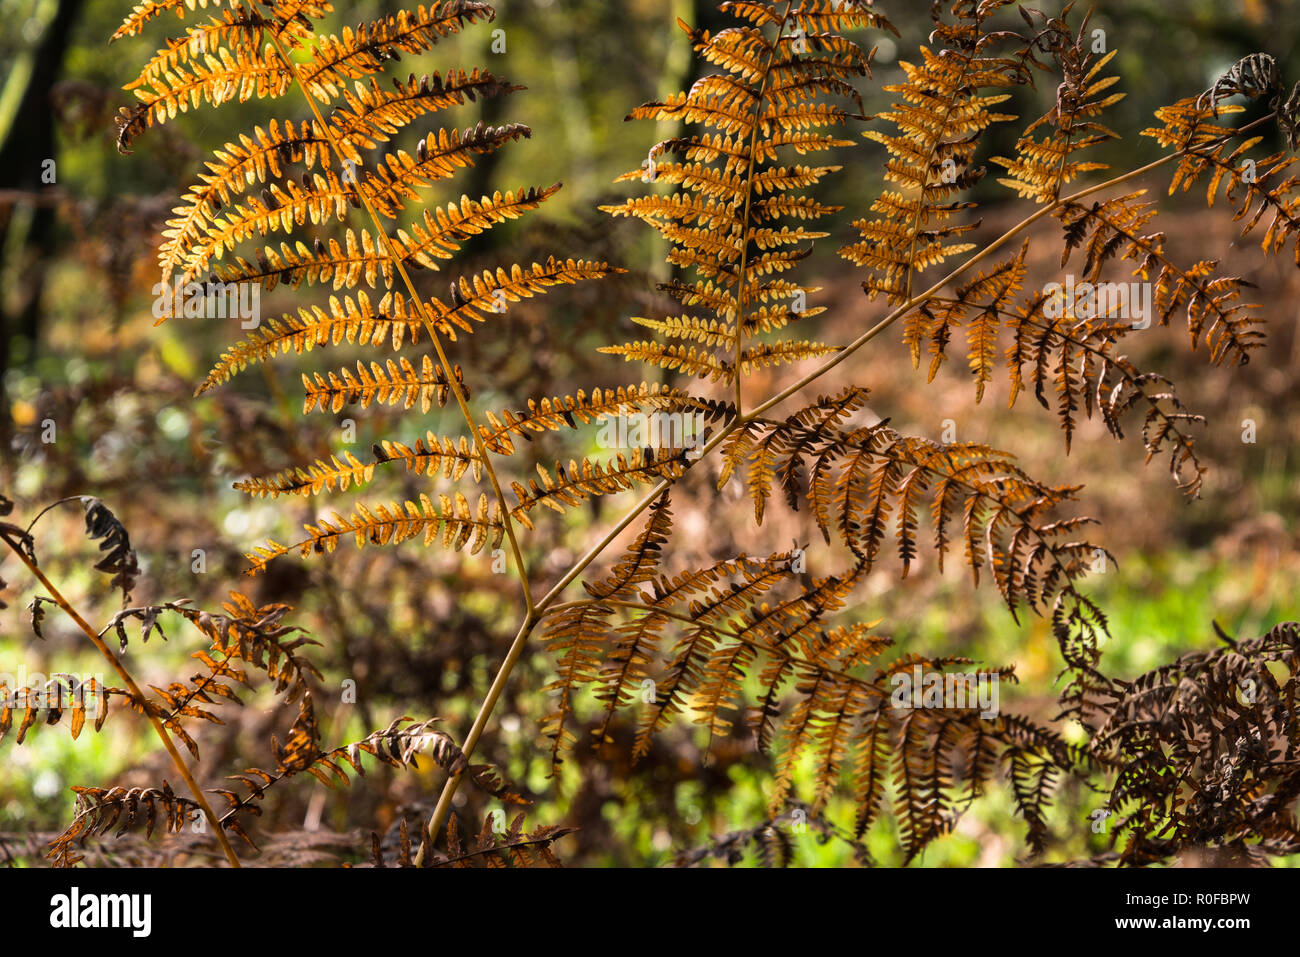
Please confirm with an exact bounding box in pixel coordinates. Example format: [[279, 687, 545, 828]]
[[159, 119, 334, 282], [362, 122, 531, 218], [197, 290, 426, 393], [301, 1, 495, 100], [433, 257, 620, 338], [201, 201, 543, 291], [112, 0, 252, 41], [245, 491, 505, 573], [598, 341, 734, 382], [301, 355, 465, 414], [206, 228, 389, 291], [183, 592, 322, 700], [125, 6, 278, 95], [842, 1, 1029, 302], [0, 676, 108, 745], [540, 599, 614, 769], [631, 314, 736, 348], [198, 256, 614, 392], [213, 714, 524, 849], [328, 68, 521, 152], [179, 167, 358, 279], [170, 126, 537, 283], [509, 449, 688, 528], [739, 338, 838, 373], [902, 242, 1028, 400], [604, 1, 886, 391], [1147, 103, 1300, 267], [234, 451, 376, 498], [991, 11, 1124, 204], [475, 384, 731, 455], [115, 44, 294, 152], [391, 184, 563, 268], [373, 432, 482, 482]]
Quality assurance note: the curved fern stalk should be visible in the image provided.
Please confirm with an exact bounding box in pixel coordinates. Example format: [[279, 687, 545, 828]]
[[259, 26, 537, 610], [0, 530, 243, 868]]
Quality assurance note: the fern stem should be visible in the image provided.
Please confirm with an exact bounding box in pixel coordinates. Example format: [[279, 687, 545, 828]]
[[266, 31, 535, 615], [730, 0, 795, 414], [0, 533, 242, 867], [418, 607, 537, 860]]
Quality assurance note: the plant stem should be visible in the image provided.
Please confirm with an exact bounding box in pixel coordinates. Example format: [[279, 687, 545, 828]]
[[0, 533, 241, 867], [268, 31, 536, 615], [730, 0, 795, 414]]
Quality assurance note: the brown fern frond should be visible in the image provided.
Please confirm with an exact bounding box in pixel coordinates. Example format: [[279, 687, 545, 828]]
[[841, 1, 1030, 303], [991, 10, 1124, 204], [541, 539, 1076, 858], [720, 401, 1109, 638], [425, 812, 572, 867], [214, 715, 523, 848], [1086, 620, 1300, 864], [906, 243, 1208, 494], [1056, 191, 1264, 365], [47, 784, 199, 867]]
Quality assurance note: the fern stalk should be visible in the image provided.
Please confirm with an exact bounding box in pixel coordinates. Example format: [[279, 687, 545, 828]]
[[0, 533, 243, 867], [731, 0, 796, 413], [265, 28, 536, 614]]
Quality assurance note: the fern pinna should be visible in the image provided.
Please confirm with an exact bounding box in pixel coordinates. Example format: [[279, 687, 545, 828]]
[[108, 0, 1300, 866]]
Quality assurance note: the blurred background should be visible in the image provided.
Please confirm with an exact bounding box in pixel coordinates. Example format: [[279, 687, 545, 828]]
[[1, 0, 1298, 866]]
